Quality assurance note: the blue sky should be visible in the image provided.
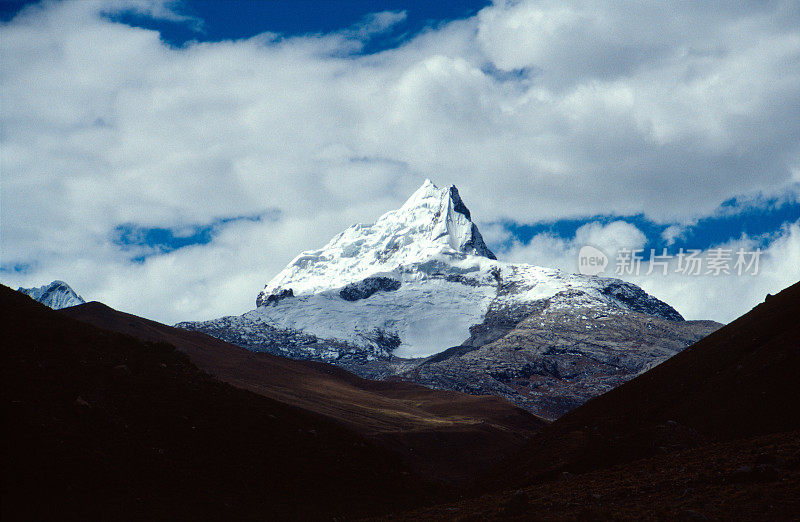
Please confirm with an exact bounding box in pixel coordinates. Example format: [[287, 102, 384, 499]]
[[1, 0, 798, 323], [502, 198, 800, 257], [94, 196, 799, 265], [111, 0, 489, 50], [112, 210, 275, 262], [2, 0, 490, 47]]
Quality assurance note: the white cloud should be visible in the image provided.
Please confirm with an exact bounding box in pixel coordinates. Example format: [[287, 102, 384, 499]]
[[498, 219, 800, 323], [502, 220, 647, 273], [353, 10, 407, 37], [661, 224, 688, 246], [634, 222, 800, 322], [1, 0, 799, 323]]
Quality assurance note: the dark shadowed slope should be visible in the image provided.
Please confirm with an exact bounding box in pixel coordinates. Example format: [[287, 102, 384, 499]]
[[384, 430, 800, 521], [0, 285, 441, 520], [488, 280, 800, 487], [380, 281, 800, 520], [60, 300, 545, 485]]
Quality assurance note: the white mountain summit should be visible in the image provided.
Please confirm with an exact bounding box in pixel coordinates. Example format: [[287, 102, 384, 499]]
[[257, 179, 495, 301], [246, 180, 681, 358]]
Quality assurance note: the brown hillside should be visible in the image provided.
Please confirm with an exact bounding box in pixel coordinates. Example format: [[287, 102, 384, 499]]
[[62, 300, 545, 484], [0, 285, 440, 520]]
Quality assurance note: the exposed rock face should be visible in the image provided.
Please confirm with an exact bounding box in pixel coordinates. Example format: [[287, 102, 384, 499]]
[[339, 277, 401, 301], [402, 295, 720, 419], [178, 180, 722, 419], [601, 281, 683, 321], [177, 314, 394, 365], [17, 280, 85, 310], [447, 185, 496, 260], [255, 288, 293, 308]]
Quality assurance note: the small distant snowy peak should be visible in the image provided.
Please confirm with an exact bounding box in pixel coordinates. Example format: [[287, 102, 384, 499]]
[[257, 179, 495, 303], [18, 280, 85, 310]]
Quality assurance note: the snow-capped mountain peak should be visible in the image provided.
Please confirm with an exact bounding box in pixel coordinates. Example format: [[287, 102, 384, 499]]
[[410, 180, 495, 258], [396, 179, 495, 259], [18, 280, 85, 310], [257, 179, 494, 303], [180, 182, 714, 418], [244, 180, 684, 359]]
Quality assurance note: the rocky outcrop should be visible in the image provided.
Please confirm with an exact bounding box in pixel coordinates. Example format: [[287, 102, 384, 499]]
[[601, 281, 683, 321], [402, 298, 720, 419], [339, 277, 401, 301], [255, 287, 293, 308]]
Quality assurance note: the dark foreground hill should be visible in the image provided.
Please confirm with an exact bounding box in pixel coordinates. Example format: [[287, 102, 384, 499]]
[[61, 300, 545, 485], [0, 285, 443, 520], [490, 280, 800, 485], [382, 281, 800, 520]]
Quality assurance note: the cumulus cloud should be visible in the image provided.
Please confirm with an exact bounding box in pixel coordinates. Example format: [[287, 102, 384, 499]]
[[635, 222, 800, 322], [502, 220, 647, 272], [1, 0, 798, 322], [633, 222, 800, 323]]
